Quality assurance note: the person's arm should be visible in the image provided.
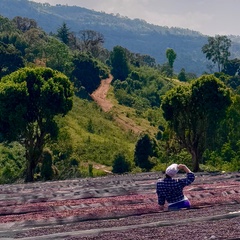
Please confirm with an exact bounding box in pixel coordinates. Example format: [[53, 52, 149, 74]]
[[177, 164, 195, 185], [177, 164, 192, 173]]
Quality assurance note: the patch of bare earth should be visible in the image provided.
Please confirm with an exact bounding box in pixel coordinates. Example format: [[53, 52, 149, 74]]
[[91, 75, 114, 113], [91, 75, 142, 134], [0, 172, 240, 239]]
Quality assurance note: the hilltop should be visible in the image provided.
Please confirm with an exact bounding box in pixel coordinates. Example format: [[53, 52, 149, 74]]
[[1, 0, 240, 75]]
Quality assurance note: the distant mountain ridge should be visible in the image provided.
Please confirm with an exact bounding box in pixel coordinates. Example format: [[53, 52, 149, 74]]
[[1, 0, 240, 75]]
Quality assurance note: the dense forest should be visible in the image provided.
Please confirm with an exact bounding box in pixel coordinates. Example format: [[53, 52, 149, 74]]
[[0, 7, 240, 184], [1, 0, 240, 75]]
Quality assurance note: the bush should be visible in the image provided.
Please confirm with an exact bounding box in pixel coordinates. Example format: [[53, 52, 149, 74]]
[[0, 142, 25, 183], [134, 134, 155, 171], [114, 89, 135, 107], [41, 149, 54, 181], [112, 153, 131, 174]]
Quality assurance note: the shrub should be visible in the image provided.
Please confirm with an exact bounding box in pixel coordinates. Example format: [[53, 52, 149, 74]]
[[112, 153, 131, 174], [41, 149, 54, 181], [0, 142, 25, 183], [134, 134, 155, 171]]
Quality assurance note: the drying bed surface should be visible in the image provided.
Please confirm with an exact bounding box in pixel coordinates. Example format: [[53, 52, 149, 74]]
[[0, 172, 239, 240]]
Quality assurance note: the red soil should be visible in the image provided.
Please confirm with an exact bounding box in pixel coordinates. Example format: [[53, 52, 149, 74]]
[[91, 75, 142, 134], [91, 75, 113, 112]]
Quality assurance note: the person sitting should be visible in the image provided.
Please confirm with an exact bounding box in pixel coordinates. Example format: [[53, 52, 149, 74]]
[[156, 163, 195, 211]]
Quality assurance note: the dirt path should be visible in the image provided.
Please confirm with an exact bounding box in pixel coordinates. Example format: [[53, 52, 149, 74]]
[[91, 75, 142, 134], [91, 75, 114, 112]]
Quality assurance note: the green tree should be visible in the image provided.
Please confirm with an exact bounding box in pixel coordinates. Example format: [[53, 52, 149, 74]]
[[41, 148, 54, 181], [0, 67, 74, 182], [0, 16, 48, 64], [166, 48, 177, 69], [57, 22, 70, 45], [112, 153, 131, 174], [0, 142, 25, 184], [0, 15, 16, 32], [0, 32, 27, 56], [78, 30, 104, 58], [0, 42, 24, 78], [12, 16, 38, 32], [44, 37, 72, 73], [71, 53, 108, 94], [223, 58, 240, 76], [110, 45, 130, 81], [202, 35, 231, 72], [217, 95, 240, 154], [24, 28, 48, 63], [127, 52, 156, 68], [161, 75, 232, 171], [159, 63, 173, 78], [134, 134, 155, 171], [178, 68, 187, 82]]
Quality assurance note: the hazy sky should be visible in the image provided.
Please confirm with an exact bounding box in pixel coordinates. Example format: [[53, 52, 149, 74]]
[[32, 0, 240, 36]]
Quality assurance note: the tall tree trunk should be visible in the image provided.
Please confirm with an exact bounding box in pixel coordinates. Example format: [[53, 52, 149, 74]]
[[24, 136, 44, 182], [25, 158, 35, 182], [191, 149, 201, 172]]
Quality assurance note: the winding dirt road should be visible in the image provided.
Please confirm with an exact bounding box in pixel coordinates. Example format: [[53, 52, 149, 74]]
[[91, 75, 114, 113], [91, 75, 143, 134]]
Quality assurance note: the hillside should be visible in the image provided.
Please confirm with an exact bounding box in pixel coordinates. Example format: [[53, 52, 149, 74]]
[[0, 2, 240, 183], [1, 0, 240, 75], [0, 13, 178, 182]]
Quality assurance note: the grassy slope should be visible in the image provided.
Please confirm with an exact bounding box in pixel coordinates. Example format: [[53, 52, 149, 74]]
[[57, 78, 173, 172], [0, 74, 181, 180], [57, 95, 139, 168], [106, 85, 160, 135], [58, 75, 183, 172]]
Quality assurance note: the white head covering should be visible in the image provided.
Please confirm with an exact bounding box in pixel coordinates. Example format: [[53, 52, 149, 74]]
[[166, 163, 179, 177]]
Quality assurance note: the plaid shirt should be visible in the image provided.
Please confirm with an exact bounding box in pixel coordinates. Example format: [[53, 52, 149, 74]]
[[156, 172, 195, 205]]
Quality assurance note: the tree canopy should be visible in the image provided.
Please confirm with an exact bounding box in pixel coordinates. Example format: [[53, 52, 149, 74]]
[[0, 67, 74, 182], [71, 53, 109, 95], [57, 22, 70, 45], [44, 37, 72, 73], [110, 45, 130, 81], [0, 42, 24, 78], [202, 35, 231, 72], [166, 48, 177, 69], [134, 134, 155, 171], [223, 58, 240, 76], [161, 75, 232, 171]]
